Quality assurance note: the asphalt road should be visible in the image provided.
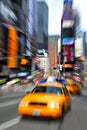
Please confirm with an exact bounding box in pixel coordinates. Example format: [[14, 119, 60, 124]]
[[0, 92, 87, 130]]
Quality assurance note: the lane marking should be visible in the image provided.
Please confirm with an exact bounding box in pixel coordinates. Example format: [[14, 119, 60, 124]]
[[0, 116, 21, 130], [0, 99, 21, 107]]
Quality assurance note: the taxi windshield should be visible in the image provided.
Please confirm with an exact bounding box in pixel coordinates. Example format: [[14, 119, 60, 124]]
[[31, 86, 62, 95]]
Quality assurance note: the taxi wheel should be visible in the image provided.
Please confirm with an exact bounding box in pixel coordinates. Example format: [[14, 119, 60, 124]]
[[61, 106, 64, 119], [68, 103, 71, 111]]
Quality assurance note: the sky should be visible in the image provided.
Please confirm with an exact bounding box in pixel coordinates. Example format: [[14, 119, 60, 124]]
[[45, 0, 87, 35]]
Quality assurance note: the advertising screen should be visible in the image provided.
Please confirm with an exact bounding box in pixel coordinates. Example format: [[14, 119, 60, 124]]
[[75, 38, 83, 58], [62, 20, 74, 28], [62, 45, 74, 62], [62, 37, 74, 45], [7, 26, 18, 68]]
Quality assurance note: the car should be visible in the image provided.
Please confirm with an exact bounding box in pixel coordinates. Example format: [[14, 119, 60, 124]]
[[18, 82, 71, 119], [73, 72, 82, 83], [64, 78, 82, 94]]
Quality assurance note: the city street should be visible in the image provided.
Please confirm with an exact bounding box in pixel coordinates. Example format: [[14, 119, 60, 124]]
[[0, 90, 87, 130], [0, 0, 87, 129]]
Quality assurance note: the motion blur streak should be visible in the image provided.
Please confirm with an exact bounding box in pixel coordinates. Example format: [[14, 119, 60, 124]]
[[0, 99, 21, 108], [0, 116, 21, 130]]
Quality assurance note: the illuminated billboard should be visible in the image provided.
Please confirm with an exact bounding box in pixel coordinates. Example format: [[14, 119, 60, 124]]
[[63, 45, 74, 62], [62, 37, 74, 45], [7, 26, 18, 68], [62, 20, 74, 28], [75, 38, 83, 58]]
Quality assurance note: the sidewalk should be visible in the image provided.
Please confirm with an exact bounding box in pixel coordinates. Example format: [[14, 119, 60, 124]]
[[0, 82, 36, 94], [80, 77, 87, 96], [81, 85, 87, 96], [13, 82, 36, 93], [0, 75, 39, 95]]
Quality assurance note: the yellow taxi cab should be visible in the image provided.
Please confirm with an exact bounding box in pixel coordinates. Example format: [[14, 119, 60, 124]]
[[64, 78, 82, 94], [18, 82, 71, 119]]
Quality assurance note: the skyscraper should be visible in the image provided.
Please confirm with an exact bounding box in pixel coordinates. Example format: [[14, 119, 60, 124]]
[[37, 0, 48, 52], [61, 0, 75, 71]]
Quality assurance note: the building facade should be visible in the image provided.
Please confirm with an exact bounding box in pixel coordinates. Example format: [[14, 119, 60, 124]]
[[48, 35, 59, 70], [27, 0, 38, 57], [26, 0, 38, 74], [0, 0, 27, 75], [39, 56, 50, 73], [0, 0, 38, 76], [61, 0, 75, 65], [83, 32, 87, 56], [61, 0, 80, 71], [37, 0, 48, 52]]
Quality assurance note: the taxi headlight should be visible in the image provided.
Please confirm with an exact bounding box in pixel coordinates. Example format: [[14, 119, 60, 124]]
[[49, 102, 59, 109]]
